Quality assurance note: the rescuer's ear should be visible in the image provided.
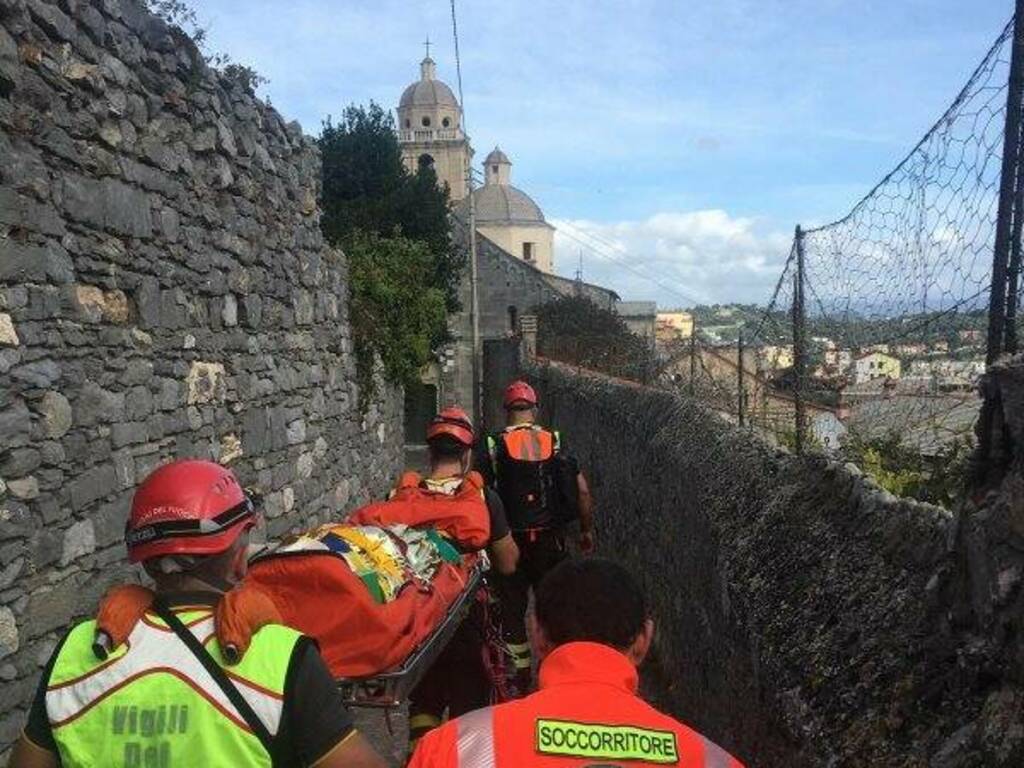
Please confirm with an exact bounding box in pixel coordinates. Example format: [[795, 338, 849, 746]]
[[626, 618, 655, 666], [528, 610, 555, 661]]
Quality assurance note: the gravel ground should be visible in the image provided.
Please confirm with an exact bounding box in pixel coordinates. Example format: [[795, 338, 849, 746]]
[[353, 704, 411, 766]]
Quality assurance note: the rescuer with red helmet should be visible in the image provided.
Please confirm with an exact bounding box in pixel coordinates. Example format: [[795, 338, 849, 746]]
[[409, 558, 746, 767], [406, 406, 519, 753], [481, 379, 595, 696], [10, 459, 385, 768]]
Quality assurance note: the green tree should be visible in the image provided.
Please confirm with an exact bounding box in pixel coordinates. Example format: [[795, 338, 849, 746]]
[[536, 295, 657, 383], [346, 232, 447, 393], [841, 428, 972, 508], [319, 103, 464, 399]]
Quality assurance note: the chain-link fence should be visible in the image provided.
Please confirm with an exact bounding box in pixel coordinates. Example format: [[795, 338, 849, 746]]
[[726, 10, 1024, 502]]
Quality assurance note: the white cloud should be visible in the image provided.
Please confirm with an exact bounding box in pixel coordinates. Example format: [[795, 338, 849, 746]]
[[550, 210, 792, 308]]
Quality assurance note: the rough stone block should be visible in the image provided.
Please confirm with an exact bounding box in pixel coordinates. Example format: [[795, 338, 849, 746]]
[[60, 519, 96, 566], [186, 361, 226, 405], [10, 358, 60, 388], [222, 293, 238, 327], [69, 463, 116, 511], [286, 418, 306, 445], [110, 421, 148, 448], [0, 607, 16, 661], [74, 381, 124, 427], [5, 477, 38, 500], [0, 241, 73, 284], [0, 400, 32, 449], [37, 391, 72, 438], [61, 175, 152, 237], [0, 447, 40, 478], [124, 386, 152, 420]]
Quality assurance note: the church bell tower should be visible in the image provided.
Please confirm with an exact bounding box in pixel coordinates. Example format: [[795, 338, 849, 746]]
[[397, 41, 473, 201]]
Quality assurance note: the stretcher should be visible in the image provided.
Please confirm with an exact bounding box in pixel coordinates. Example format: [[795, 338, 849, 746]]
[[247, 522, 490, 710], [335, 559, 485, 708]]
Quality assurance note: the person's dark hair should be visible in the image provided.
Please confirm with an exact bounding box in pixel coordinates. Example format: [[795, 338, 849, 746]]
[[506, 402, 535, 412], [427, 434, 470, 461], [535, 558, 648, 650]]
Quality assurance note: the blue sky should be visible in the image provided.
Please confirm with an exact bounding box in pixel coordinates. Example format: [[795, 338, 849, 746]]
[[197, 0, 1013, 307]]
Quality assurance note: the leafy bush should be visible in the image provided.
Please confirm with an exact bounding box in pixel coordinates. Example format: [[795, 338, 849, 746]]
[[319, 103, 461, 401], [841, 428, 972, 508], [346, 232, 447, 396], [537, 295, 657, 383]]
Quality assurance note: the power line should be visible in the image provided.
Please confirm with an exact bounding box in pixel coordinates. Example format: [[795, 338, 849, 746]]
[[555, 220, 706, 306]]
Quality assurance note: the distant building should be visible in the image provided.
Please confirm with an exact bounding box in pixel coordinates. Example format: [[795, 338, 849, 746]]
[[894, 343, 928, 358], [616, 301, 658, 348], [656, 311, 694, 344], [909, 359, 985, 391], [758, 345, 794, 372], [959, 329, 984, 344], [824, 348, 852, 372], [853, 352, 901, 384]]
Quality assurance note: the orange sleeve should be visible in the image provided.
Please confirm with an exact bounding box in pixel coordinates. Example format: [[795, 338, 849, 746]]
[[408, 721, 460, 768]]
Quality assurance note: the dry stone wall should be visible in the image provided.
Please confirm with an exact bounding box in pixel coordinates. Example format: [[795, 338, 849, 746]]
[[0, 0, 402, 753], [507, 356, 1024, 767]]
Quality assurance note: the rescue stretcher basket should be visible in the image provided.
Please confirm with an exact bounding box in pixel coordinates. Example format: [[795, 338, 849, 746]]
[[334, 560, 485, 708]]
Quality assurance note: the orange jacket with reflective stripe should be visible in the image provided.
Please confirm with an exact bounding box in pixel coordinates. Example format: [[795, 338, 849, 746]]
[[408, 641, 746, 767]]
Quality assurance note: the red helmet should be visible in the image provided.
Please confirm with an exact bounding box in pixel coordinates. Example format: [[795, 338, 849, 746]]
[[426, 406, 475, 447], [503, 380, 537, 409], [126, 459, 256, 564]]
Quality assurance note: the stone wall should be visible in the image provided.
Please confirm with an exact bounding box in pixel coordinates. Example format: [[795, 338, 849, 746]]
[[0, 0, 403, 754], [500, 355, 1024, 767], [443, 223, 618, 426]]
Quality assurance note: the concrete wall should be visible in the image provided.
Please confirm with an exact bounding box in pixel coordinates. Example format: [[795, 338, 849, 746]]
[[494, 356, 1024, 767], [0, 0, 403, 753]]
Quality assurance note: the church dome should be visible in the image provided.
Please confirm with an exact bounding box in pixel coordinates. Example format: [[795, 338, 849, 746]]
[[471, 184, 546, 224], [484, 147, 511, 165], [399, 57, 459, 109]]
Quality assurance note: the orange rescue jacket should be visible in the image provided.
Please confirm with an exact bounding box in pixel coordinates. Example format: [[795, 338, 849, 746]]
[[349, 470, 491, 550], [408, 641, 746, 767]]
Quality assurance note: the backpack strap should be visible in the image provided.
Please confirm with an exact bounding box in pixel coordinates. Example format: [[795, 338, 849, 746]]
[[397, 471, 422, 490], [462, 470, 484, 492], [486, 434, 499, 476], [552, 430, 561, 453], [151, 600, 277, 759]]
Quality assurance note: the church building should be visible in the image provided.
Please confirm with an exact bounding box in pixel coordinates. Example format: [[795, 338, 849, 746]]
[[397, 53, 471, 202], [396, 52, 618, 430]]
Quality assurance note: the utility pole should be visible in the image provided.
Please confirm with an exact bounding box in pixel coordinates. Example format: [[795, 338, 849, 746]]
[[468, 164, 482, 423], [450, 0, 483, 423], [793, 226, 807, 454]]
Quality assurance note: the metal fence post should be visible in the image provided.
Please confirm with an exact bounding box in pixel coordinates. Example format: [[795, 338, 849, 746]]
[[793, 226, 807, 454], [976, 2, 1024, 483], [987, 0, 1024, 365], [737, 330, 746, 426], [689, 330, 697, 398], [1006, 114, 1024, 354]]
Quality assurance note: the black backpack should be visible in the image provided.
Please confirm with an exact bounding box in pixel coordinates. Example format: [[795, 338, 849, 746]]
[[486, 426, 579, 531]]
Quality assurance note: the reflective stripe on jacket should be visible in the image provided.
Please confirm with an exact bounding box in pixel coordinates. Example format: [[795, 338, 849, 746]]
[[45, 607, 301, 768], [408, 641, 746, 767]]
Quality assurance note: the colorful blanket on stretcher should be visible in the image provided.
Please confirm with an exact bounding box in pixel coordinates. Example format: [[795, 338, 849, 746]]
[[247, 521, 481, 678]]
